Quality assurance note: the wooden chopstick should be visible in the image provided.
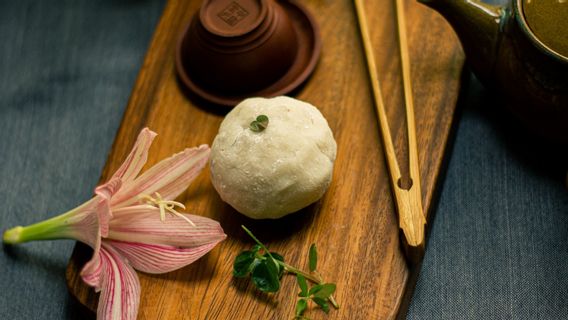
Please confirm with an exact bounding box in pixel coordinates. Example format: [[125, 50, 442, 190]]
[[395, 0, 420, 196], [354, 0, 426, 264]]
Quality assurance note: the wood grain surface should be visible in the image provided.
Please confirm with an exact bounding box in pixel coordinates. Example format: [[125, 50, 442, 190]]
[[66, 0, 464, 318]]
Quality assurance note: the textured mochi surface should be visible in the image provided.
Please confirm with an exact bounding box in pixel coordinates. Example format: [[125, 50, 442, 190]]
[[210, 96, 337, 219]]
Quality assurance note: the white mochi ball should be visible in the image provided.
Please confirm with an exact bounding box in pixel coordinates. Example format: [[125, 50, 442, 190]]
[[210, 96, 337, 219]]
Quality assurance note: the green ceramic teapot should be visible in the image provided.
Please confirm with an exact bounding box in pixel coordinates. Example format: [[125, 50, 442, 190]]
[[418, 0, 568, 142]]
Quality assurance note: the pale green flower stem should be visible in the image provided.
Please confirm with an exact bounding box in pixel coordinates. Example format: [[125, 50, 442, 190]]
[[3, 203, 87, 244]]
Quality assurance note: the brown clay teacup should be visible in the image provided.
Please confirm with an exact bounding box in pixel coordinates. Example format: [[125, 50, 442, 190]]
[[178, 0, 298, 100]]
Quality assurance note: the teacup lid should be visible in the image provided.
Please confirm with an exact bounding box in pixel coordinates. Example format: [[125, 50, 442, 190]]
[[176, 0, 321, 107]]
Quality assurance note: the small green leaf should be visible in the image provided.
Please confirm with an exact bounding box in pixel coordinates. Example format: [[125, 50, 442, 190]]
[[264, 252, 285, 277], [297, 274, 308, 297], [308, 243, 317, 272], [312, 283, 336, 299], [295, 298, 308, 316], [308, 284, 323, 296], [312, 297, 330, 314], [249, 122, 260, 132], [249, 115, 269, 132], [233, 251, 256, 277], [251, 259, 280, 292], [256, 115, 269, 127]]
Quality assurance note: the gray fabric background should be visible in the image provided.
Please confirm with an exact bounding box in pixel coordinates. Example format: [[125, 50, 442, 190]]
[[0, 0, 165, 318], [0, 0, 566, 319], [406, 74, 568, 319]]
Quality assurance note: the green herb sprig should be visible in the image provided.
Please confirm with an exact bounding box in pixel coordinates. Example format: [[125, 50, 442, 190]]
[[233, 225, 339, 319], [294, 244, 337, 319], [249, 115, 269, 132]]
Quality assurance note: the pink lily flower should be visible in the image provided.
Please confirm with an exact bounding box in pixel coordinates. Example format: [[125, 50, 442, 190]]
[[3, 128, 226, 320]]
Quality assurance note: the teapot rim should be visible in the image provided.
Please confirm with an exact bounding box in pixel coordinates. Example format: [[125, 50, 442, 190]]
[[515, 0, 568, 64]]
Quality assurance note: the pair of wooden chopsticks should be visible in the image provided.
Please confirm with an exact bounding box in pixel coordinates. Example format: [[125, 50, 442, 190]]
[[354, 0, 426, 264]]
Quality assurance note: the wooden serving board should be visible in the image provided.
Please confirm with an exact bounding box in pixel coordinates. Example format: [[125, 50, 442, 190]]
[[66, 0, 464, 318]]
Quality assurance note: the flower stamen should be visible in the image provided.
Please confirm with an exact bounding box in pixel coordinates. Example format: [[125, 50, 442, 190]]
[[141, 192, 196, 226]]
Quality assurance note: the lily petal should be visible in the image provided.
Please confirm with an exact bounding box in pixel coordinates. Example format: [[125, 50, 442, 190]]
[[79, 195, 119, 287], [109, 239, 222, 274], [81, 240, 103, 288], [109, 128, 157, 184], [95, 243, 141, 320], [110, 145, 210, 208], [108, 205, 226, 247], [80, 230, 103, 289], [94, 179, 121, 238]]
